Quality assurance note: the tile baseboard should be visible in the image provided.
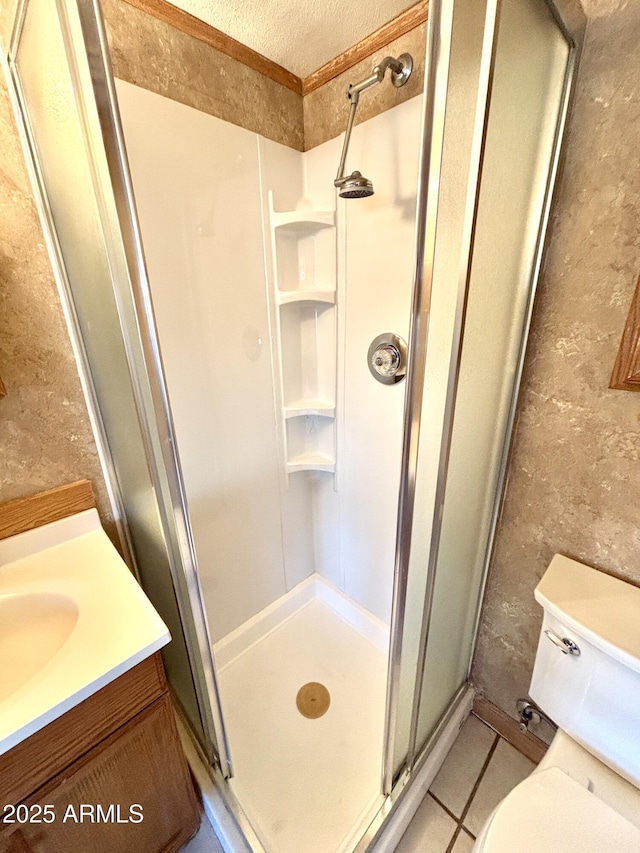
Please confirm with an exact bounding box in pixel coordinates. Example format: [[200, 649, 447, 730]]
[[472, 695, 548, 765]]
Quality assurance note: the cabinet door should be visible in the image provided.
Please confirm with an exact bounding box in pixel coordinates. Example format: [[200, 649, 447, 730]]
[[2, 695, 200, 853], [0, 655, 166, 807]]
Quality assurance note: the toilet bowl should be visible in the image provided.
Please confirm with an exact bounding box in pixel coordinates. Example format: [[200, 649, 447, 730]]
[[473, 731, 640, 852], [473, 554, 640, 852]]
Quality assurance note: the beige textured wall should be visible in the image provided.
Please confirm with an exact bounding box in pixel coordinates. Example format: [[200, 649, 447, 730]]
[[303, 24, 425, 150], [102, 0, 423, 153], [102, 0, 304, 150], [471, 2, 640, 722], [0, 65, 112, 526]]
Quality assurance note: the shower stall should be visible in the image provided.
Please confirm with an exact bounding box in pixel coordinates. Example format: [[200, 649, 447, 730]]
[[4, 0, 584, 849]]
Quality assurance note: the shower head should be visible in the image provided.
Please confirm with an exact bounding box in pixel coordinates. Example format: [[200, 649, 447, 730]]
[[333, 53, 412, 199], [338, 171, 374, 199]]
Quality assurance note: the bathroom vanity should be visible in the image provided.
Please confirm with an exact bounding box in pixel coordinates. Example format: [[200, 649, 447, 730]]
[[0, 653, 200, 852], [0, 482, 201, 852]]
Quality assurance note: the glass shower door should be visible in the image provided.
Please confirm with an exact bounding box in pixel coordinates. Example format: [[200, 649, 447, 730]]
[[5, 0, 230, 773], [411, 0, 572, 759], [385, 0, 577, 789]]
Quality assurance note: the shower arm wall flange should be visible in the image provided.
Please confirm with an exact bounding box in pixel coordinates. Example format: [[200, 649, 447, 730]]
[[374, 54, 413, 89], [334, 53, 413, 189]]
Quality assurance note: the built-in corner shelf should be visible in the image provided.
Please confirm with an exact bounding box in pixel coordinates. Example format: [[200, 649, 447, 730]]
[[271, 209, 335, 233], [286, 454, 336, 474], [277, 289, 335, 306], [284, 399, 335, 419], [266, 192, 338, 484]]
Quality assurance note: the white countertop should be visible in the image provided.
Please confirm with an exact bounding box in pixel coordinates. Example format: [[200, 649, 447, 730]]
[[0, 509, 170, 755]]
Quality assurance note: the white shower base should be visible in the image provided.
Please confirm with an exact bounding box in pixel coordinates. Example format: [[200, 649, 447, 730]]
[[213, 574, 390, 853]]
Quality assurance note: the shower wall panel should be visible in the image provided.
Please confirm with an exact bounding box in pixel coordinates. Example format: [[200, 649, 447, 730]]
[[118, 78, 423, 639], [116, 80, 290, 643], [304, 96, 423, 623]]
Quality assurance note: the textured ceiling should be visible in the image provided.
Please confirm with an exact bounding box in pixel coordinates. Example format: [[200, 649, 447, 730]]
[[169, 0, 416, 77]]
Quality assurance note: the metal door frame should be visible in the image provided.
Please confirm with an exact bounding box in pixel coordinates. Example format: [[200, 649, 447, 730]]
[[382, 0, 585, 800], [5, 0, 231, 776]]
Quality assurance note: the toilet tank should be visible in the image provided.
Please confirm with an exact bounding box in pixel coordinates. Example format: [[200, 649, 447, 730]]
[[530, 554, 640, 788]]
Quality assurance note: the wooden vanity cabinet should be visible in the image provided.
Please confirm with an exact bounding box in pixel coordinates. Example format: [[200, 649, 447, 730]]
[[0, 654, 201, 853]]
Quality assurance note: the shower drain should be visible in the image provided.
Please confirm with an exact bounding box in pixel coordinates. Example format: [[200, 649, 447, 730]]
[[296, 682, 330, 719]]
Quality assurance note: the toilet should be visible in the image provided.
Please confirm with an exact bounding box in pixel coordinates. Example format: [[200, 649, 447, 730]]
[[473, 554, 640, 852]]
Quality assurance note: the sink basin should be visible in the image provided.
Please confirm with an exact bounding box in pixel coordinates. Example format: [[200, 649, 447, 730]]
[[0, 592, 79, 703], [0, 508, 170, 755]]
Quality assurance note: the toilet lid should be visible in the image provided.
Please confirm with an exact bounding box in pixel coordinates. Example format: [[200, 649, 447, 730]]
[[477, 767, 640, 853]]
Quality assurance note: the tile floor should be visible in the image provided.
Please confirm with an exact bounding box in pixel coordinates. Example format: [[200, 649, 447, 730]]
[[395, 714, 536, 852], [181, 819, 224, 853], [181, 713, 536, 853]]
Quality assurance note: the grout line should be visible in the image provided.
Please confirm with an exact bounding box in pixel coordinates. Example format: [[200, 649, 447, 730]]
[[444, 824, 478, 851], [427, 718, 513, 852], [429, 729, 499, 853], [457, 733, 500, 829], [445, 824, 463, 853], [427, 791, 460, 824], [442, 732, 500, 853]]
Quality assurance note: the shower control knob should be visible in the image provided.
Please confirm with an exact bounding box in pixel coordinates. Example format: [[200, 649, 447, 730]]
[[368, 333, 408, 385], [374, 345, 400, 375]]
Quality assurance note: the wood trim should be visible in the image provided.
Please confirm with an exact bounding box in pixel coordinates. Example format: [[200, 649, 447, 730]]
[[120, 0, 303, 95], [301, 1, 428, 95], [119, 0, 427, 100], [0, 374, 6, 398], [473, 695, 548, 765], [0, 480, 96, 540], [610, 272, 640, 391]]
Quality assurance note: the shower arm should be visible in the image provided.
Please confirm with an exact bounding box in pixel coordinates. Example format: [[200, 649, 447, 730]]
[[334, 97, 361, 188], [334, 55, 412, 189]]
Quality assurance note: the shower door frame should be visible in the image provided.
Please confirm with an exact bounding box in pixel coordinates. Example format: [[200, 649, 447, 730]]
[[379, 0, 586, 818], [5, 0, 232, 779]]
